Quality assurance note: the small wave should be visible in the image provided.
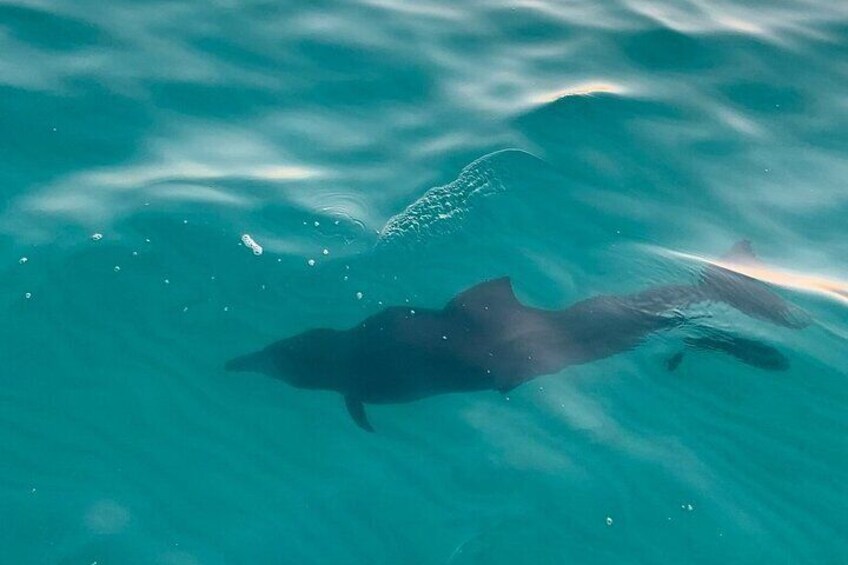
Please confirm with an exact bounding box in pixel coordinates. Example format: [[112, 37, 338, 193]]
[[377, 149, 547, 247], [526, 81, 629, 106], [1, 123, 325, 240]]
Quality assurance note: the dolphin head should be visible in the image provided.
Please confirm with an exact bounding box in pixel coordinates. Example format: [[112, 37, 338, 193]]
[[226, 328, 349, 390]]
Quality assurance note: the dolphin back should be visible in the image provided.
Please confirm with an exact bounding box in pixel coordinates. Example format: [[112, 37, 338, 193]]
[[700, 241, 811, 329]]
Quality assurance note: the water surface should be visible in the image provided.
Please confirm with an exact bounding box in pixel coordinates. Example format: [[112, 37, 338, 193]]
[[1, 0, 847, 563]]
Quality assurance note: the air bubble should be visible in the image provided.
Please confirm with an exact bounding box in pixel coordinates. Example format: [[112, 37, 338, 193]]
[[18, 257, 28, 264], [606, 517, 613, 526], [241, 234, 263, 256], [355, 291, 363, 300], [307, 259, 316, 267], [91, 233, 103, 241]]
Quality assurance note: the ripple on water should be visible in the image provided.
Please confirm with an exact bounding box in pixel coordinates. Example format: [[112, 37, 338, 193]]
[[377, 148, 548, 247]]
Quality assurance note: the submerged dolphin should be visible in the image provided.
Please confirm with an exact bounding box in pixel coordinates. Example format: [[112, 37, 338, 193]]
[[227, 242, 808, 431]]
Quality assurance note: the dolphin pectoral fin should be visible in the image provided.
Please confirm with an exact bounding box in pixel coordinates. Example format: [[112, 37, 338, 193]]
[[666, 350, 685, 371], [683, 328, 790, 371], [344, 396, 374, 432]]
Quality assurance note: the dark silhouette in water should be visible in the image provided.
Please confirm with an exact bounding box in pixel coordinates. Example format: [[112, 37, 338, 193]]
[[227, 242, 808, 431], [669, 327, 790, 372]]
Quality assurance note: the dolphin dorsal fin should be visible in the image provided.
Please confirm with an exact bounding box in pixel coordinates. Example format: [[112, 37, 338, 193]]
[[345, 396, 374, 432], [701, 240, 762, 286], [720, 240, 759, 265], [447, 277, 520, 314]]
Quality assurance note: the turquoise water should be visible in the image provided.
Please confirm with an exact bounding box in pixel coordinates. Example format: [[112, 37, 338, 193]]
[[2, 0, 848, 563]]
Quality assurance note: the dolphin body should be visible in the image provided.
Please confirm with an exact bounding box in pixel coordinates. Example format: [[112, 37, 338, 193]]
[[227, 242, 808, 431]]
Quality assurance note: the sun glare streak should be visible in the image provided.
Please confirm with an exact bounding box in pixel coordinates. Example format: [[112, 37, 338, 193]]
[[649, 246, 848, 306]]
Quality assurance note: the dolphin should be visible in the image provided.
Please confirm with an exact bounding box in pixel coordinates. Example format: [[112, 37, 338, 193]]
[[226, 242, 809, 431]]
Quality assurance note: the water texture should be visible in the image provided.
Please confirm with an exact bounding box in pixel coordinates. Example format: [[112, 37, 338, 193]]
[[1, 0, 847, 563]]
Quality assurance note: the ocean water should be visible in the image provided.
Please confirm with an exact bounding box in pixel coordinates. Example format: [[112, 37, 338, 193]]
[[2, 0, 848, 563]]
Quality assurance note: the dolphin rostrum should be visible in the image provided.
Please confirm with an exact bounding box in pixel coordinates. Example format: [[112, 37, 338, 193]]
[[226, 242, 808, 431]]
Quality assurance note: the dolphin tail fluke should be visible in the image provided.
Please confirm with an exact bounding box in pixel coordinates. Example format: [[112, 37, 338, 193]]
[[345, 396, 374, 432], [699, 240, 811, 329]]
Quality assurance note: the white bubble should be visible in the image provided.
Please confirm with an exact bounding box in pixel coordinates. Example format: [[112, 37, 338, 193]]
[[114, 266, 121, 272], [322, 248, 329, 256], [164, 279, 170, 285], [355, 291, 363, 300], [606, 517, 613, 526], [241, 234, 263, 256], [314, 221, 320, 227], [24, 292, 32, 299], [307, 259, 316, 267], [19, 257, 28, 264], [91, 233, 103, 241]]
